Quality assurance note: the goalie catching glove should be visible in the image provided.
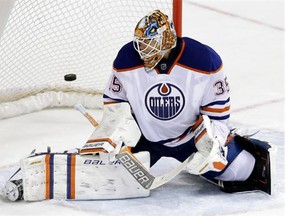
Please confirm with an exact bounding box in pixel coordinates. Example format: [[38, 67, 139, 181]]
[[186, 115, 229, 175]]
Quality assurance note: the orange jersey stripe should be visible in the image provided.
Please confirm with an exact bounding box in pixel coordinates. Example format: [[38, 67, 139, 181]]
[[192, 115, 204, 130], [201, 105, 230, 113], [113, 65, 144, 73], [195, 129, 207, 143], [177, 62, 223, 75], [167, 40, 186, 75]]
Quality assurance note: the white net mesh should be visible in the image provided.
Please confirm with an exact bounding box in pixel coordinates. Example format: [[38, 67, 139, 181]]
[[0, 0, 175, 119]]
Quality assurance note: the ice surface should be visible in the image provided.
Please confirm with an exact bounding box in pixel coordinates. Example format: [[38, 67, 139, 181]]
[[0, 0, 285, 215]]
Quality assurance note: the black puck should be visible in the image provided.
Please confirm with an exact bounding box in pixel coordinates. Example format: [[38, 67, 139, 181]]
[[64, 74, 77, 81]]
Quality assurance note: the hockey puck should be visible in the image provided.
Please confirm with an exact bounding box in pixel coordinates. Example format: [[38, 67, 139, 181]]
[[64, 73, 77, 81]]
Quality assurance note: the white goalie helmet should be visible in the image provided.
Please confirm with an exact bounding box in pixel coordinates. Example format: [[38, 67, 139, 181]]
[[133, 10, 177, 71]]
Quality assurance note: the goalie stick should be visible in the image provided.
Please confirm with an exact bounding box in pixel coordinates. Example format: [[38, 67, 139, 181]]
[[75, 104, 99, 127], [75, 103, 195, 189]]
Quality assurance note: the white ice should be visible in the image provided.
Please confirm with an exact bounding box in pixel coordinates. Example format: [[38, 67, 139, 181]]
[[0, 0, 285, 215]]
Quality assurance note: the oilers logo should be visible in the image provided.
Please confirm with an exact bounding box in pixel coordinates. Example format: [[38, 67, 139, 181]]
[[145, 83, 185, 120]]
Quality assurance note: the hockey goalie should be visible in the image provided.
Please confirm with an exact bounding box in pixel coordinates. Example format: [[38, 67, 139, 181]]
[[3, 10, 273, 201], [3, 102, 272, 202]]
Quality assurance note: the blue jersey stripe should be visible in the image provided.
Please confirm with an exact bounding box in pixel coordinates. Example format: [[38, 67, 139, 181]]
[[103, 94, 128, 103], [201, 98, 230, 108], [208, 114, 230, 120]]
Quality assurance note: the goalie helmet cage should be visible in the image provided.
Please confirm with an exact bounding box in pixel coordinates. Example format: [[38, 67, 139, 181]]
[[0, 0, 182, 119]]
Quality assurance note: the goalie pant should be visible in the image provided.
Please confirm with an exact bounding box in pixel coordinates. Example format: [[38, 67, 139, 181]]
[[6, 151, 150, 201]]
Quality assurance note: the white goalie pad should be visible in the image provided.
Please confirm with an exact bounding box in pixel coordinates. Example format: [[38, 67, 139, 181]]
[[20, 151, 150, 201], [80, 103, 141, 155]]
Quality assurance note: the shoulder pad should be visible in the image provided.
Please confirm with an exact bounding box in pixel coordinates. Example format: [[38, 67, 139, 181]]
[[178, 37, 222, 73], [113, 42, 143, 71]]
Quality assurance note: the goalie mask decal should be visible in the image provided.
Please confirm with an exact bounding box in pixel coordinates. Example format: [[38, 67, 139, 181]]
[[145, 83, 185, 120], [133, 10, 177, 72]]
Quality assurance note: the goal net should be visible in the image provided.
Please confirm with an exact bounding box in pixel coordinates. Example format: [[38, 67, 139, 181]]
[[0, 0, 182, 119]]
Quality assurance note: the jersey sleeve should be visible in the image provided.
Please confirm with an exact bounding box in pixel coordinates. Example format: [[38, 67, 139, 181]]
[[200, 66, 231, 144], [200, 67, 230, 121], [103, 41, 142, 105], [103, 70, 128, 105]]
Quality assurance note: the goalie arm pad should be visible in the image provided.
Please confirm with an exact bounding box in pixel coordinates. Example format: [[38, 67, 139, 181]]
[[80, 103, 141, 155], [186, 115, 230, 175]]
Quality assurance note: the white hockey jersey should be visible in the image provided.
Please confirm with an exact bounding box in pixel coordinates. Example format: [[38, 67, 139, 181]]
[[103, 37, 230, 147]]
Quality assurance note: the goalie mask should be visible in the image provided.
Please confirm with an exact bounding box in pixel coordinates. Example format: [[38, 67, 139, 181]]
[[133, 10, 177, 71]]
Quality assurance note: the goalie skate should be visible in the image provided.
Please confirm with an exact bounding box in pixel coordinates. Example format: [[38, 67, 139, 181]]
[[4, 179, 23, 201], [219, 135, 273, 195]]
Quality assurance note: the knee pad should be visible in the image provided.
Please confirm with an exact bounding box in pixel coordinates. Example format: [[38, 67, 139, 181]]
[[201, 136, 244, 180], [215, 149, 255, 181]]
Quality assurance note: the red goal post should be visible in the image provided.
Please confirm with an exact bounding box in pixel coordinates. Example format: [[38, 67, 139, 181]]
[[0, 0, 182, 119], [173, 0, 183, 37]]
